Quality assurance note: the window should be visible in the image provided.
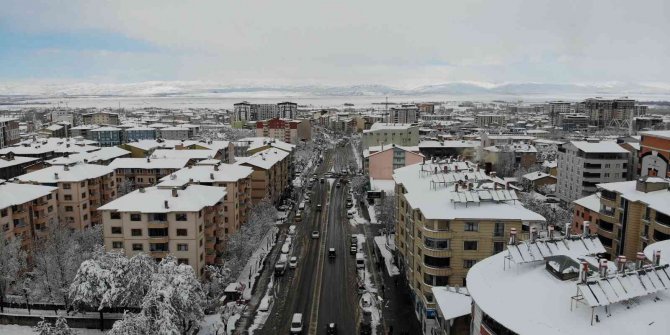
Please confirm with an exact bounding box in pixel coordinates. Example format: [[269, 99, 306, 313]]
[[80, 181, 86, 187], [131, 229, 142, 236], [494, 242, 505, 254], [46, 194, 52, 200], [463, 259, 477, 268], [48, 206, 53, 212], [424, 255, 450, 268], [178, 258, 189, 265], [177, 244, 188, 251], [0, 209, 6, 217], [423, 237, 450, 250], [465, 222, 479, 232], [64, 195, 72, 201], [111, 227, 122, 234], [83, 214, 88, 220], [423, 273, 449, 286], [110, 212, 121, 219], [112, 241, 124, 249], [464, 241, 478, 251], [132, 243, 143, 251], [494, 222, 504, 236], [65, 206, 73, 212], [81, 192, 86, 198], [82, 203, 87, 209], [63, 183, 71, 190], [177, 229, 187, 236], [176, 213, 187, 221], [130, 213, 141, 221]]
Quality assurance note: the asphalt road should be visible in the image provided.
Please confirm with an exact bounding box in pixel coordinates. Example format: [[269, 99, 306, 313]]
[[258, 144, 359, 335]]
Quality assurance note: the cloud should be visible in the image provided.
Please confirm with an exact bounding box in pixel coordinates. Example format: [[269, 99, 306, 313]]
[[0, 0, 669, 86]]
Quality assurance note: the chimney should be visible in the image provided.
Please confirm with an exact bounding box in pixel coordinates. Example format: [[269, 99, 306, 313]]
[[636, 252, 645, 269], [490, 171, 497, 178], [214, 164, 219, 171], [530, 226, 537, 243], [599, 259, 608, 278], [582, 221, 590, 237], [509, 228, 517, 245], [654, 250, 662, 266], [548, 225, 555, 240], [580, 261, 589, 283], [54, 173, 59, 180], [422, 157, 425, 165], [616, 255, 627, 273], [494, 183, 498, 190], [455, 183, 459, 192], [147, 156, 151, 163], [210, 173, 214, 180], [139, 187, 145, 193], [172, 188, 178, 197], [164, 200, 169, 209], [565, 222, 571, 236], [64, 165, 69, 171]]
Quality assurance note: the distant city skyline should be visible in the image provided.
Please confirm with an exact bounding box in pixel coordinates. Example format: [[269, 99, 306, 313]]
[[1, 0, 669, 88]]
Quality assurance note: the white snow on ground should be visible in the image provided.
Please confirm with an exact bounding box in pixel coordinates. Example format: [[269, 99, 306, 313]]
[[226, 313, 241, 335], [248, 276, 275, 334], [351, 141, 362, 169], [292, 177, 303, 188], [236, 226, 279, 300], [367, 204, 378, 224], [199, 313, 225, 335], [0, 324, 107, 334], [355, 234, 381, 335], [373, 235, 400, 276]]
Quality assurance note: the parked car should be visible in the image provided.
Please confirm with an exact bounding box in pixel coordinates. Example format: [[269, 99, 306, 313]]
[[326, 323, 337, 334], [312, 231, 320, 239], [328, 248, 336, 258], [290, 313, 303, 334], [350, 246, 357, 254], [289, 256, 298, 269], [316, 204, 322, 211]]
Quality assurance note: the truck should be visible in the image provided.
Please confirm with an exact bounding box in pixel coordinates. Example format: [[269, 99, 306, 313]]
[[275, 254, 288, 276]]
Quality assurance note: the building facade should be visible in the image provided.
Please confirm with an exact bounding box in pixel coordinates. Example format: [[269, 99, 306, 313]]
[[362, 123, 420, 149], [0, 181, 58, 251], [639, 130, 670, 178], [82, 112, 120, 126], [0, 117, 20, 149], [255, 118, 312, 144]]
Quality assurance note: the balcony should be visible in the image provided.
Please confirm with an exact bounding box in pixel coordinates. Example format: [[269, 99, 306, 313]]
[[147, 220, 169, 228]]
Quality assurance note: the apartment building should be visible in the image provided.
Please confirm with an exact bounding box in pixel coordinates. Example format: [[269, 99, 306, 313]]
[[159, 163, 253, 236], [577, 98, 647, 128], [125, 127, 157, 142], [556, 140, 629, 203], [255, 118, 312, 144], [109, 157, 189, 190], [16, 163, 117, 229], [545, 101, 572, 126], [572, 177, 670, 261], [89, 127, 124, 147], [235, 148, 290, 205], [0, 153, 39, 180], [81, 112, 120, 126], [363, 144, 423, 180], [388, 105, 420, 124], [474, 114, 505, 127], [362, 123, 420, 149], [0, 181, 58, 250], [234, 101, 298, 121], [99, 184, 227, 277], [47, 147, 130, 166], [0, 137, 100, 160], [393, 160, 545, 323], [639, 130, 670, 178], [70, 125, 99, 139], [0, 117, 20, 149], [158, 127, 190, 140]]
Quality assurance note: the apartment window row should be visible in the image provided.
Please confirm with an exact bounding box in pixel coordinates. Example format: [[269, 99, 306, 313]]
[[110, 227, 189, 236], [110, 212, 190, 221]]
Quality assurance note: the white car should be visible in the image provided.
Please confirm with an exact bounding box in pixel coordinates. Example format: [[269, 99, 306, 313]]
[[289, 256, 298, 269], [347, 211, 353, 219], [311, 231, 320, 239]]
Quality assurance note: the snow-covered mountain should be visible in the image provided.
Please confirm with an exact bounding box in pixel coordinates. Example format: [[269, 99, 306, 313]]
[[1, 81, 669, 98]]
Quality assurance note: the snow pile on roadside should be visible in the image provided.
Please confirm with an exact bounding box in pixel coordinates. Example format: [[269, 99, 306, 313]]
[[356, 234, 382, 335], [367, 204, 378, 223], [248, 277, 275, 334], [236, 226, 279, 300], [351, 141, 362, 169], [373, 235, 400, 276], [227, 313, 241, 335], [348, 206, 368, 226]]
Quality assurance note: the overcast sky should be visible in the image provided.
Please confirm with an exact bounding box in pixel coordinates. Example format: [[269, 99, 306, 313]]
[[1, 0, 669, 88]]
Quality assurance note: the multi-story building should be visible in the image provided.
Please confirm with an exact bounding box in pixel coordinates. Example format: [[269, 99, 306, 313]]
[[465, 226, 670, 335], [545, 101, 572, 126], [572, 177, 670, 260], [577, 98, 646, 128], [45, 109, 73, 124], [235, 148, 290, 205], [277, 101, 298, 119], [0, 137, 100, 160], [89, 127, 124, 147], [109, 157, 189, 191], [70, 125, 100, 139], [159, 163, 253, 236], [639, 130, 670, 178], [47, 147, 130, 166], [474, 114, 505, 128], [393, 160, 545, 325], [158, 127, 190, 140], [558, 113, 589, 131], [99, 184, 227, 277], [255, 118, 311, 144], [0, 181, 58, 250], [0, 117, 20, 149], [81, 112, 120, 126], [0, 153, 39, 180], [362, 123, 420, 149], [125, 127, 157, 142], [16, 163, 117, 229], [556, 140, 629, 203], [233, 101, 298, 121], [363, 144, 423, 180], [388, 105, 420, 124]]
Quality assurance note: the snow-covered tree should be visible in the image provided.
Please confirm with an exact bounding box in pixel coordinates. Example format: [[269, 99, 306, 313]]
[[120, 253, 157, 307], [108, 311, 151, 335], [0, 233, 26, 313], [33, 317, 76, 335], [349, 175, 368, 199], [519, 193, 572, 230], [376, 195, 396, 233], [117, 179, 136, 196], [217, 126, 254, 141]]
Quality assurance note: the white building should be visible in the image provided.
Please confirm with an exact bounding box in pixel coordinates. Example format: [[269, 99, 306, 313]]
[[362, 123, 419, 149], [388, 105, 420, 124], [556, 140, 629, 203]]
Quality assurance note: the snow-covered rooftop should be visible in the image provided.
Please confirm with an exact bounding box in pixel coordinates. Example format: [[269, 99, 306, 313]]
[[90, 126, 122, 132], [16, 163, 114, 183], [0, 155, 39, 168], [366, 123, 416, 132], [644, 239, 670, 266], [569, 141, 629, 154], [363, 145, 421, 158], [160, 164, 253, 183], [109, 158, 190, 170], [151, 149, 217, 160], [0, 182, 57, 209], [597, 179, 670, 215], [639, 130, 670, 140], [98, 184, 226, 213], [0, 138, 99, 155], [467, 240, 670, 335], [573, 193, 601, 213], [47, 147, 130, 165], [431, 286, 471, 321], [522, 171, 553, 181], [235, 148, 289, 170], [542, 160, 557, 169], [392, 161, 545, 221], [237, 137, 295, 153]]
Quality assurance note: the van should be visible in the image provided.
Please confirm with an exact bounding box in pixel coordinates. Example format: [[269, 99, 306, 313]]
[[298, 202, 305, 211], [356, 253, 365, 269], [288, 225, 296, 236], [281, 243, 290, 254], [290, 313, 303, 334]]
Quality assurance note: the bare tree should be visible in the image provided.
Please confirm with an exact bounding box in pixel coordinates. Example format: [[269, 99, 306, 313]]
[[376, 195, 396, 233], [0, 232, 26, 313]]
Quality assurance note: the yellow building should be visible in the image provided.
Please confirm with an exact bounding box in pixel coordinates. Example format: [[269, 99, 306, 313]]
[[393, 160, 544, 323]]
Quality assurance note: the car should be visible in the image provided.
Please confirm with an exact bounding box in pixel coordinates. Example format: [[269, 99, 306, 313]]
[[326, 323, 337, 334], [289, 256, 298, 269], [347, 211, 353, 219], [544, 194, 560, 203], [346, 201, 353, 209], [312, 231, 320, 239], [336, 182, 341, 188], [328, 248, 336, 258], [290, 313, 303, 334], [316, 204, 322, 211], [288, 225, 296, 235], [356, 253, 365, 269], [350, 246, 357, 254], [320, 178, 325, 183]]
